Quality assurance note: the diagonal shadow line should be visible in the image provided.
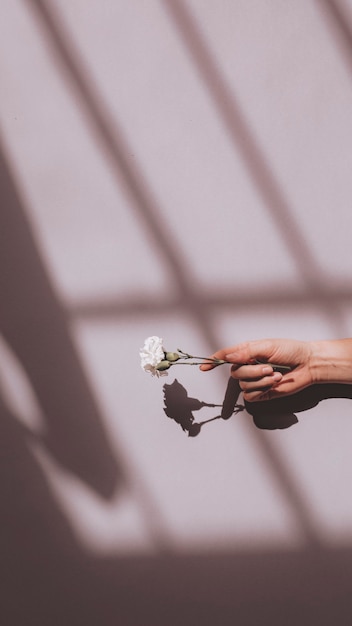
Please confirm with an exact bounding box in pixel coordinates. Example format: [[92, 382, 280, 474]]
[[161, 0, 347, 336], [23, 0, 221, 552], [317, 0, 352, 74], [69, 286, 352, 322], [25, 0, 324, 547], [24, 0, 222, 357], [24, 0, 194, 301], [0, 133, 174, 554]]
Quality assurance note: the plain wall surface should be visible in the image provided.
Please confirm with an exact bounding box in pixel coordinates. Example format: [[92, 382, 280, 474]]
[[1, 1, 352, 624]]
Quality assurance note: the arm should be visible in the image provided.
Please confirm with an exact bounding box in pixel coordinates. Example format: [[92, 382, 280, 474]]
[[200, 338, 352, 402]]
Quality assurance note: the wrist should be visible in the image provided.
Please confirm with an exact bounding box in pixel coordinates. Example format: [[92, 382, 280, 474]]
[[309, 339, 352, 384]]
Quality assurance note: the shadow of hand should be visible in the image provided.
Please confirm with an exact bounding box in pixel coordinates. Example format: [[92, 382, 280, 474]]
[[245, 383, 352, 430]]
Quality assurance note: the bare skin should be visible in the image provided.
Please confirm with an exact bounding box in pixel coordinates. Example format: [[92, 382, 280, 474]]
[[200, 338, 352, 402]]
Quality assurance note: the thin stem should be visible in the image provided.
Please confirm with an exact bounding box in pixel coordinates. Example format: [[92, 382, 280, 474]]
[[171, 361, 224, 366], [174, 351, 291, 371], [177, 349, 225, 364], [254, 359, 291, 371]]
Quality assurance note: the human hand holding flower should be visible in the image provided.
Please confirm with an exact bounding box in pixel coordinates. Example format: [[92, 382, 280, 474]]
[[200, 338, 313, 401]]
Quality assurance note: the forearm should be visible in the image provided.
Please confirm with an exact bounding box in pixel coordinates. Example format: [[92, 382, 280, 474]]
[[310, 339, 352, 384]]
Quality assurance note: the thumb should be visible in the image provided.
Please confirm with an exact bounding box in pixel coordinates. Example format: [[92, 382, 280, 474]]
[[225, 340, 275, 364]]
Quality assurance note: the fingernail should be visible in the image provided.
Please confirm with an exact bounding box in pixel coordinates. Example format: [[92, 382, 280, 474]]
[[262, 366, 273, 374], [273, 372, 282, 382]]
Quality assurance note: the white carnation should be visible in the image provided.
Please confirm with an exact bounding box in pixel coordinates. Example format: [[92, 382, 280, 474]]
[[140, 336, 167, 377]]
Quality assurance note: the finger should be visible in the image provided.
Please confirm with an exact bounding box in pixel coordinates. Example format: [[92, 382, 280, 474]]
[[200, 342, 269, 372], [238, 372, 282, 393], [203, 342, 258, 364], [242, 371, 305, 402], [200, 347, 239, 364], [231, 363, 274, 379], [199, 362, 218, 371], [199, 346, 239, 371], [200, 339, 288, 372], [226, 339, 281, 365], [242, 381, 287, 402], [243, 388, 277, 402]]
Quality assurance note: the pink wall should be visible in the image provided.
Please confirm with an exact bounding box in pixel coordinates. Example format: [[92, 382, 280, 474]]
[[1, 1, 352, 623]]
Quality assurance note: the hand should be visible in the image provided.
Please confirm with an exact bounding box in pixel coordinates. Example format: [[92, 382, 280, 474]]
[[200, 338, 315, 402]]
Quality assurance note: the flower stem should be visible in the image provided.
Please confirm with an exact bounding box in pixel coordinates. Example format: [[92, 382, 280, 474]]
[[254, 359, 291, 372], [177, 349, 225, 364], [175, 350, 291, 371], [171, 361, 224, 366]]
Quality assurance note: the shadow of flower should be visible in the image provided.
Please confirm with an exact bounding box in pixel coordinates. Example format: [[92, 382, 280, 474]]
[[162, 378, 244, 436]]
